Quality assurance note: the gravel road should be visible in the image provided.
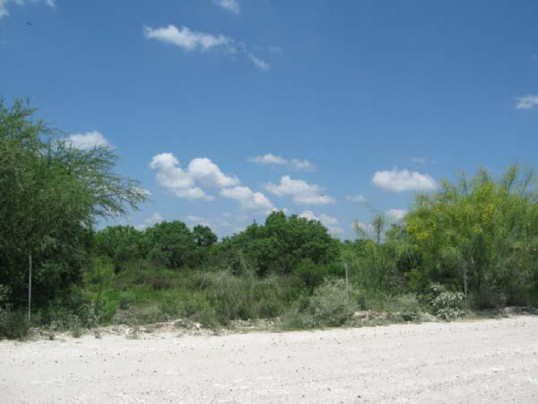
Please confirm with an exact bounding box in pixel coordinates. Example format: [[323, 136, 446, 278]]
[[1, 316, 538, 403]]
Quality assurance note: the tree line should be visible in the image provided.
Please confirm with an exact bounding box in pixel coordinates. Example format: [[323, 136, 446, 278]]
[[1, 99, 537, 337]]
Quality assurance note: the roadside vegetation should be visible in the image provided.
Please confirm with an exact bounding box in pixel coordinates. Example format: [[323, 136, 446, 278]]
[[1, 100, 537, 339]]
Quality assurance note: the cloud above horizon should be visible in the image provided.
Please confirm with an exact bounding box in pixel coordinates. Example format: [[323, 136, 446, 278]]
[[411, 157, 436, 165], [144, 25, 232, 53], [221, 186, 274, 212], [266, 175, 335, 205], [386, 208, 407, 220], [298, 210, 343, 234], [150, 153, 273, 212], [516, 95, 538, 110], [144, 24, 271, 71], [346, 194, 366, 203], [0, 0, 54, 18], [249, 153, 316, 171], [372, 168, 437, 192], [214, 0, 240, 15], [67, 131, 111, 150]]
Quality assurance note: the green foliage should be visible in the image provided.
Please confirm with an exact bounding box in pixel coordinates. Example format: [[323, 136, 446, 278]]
[[343, 215, 409, 295], [424, 283, 466, 320], [145, 221, 197, 269], [219, 211, 340, 276], [192, 225, 217, 248], [0, 310, 29, 340], [202, 270, 291, 324], [285, 279, 355, 329], [94, 226, 147, 272], [348, 240, 400, 293], [291, 259, 332, 292], [404, 166, 538, 306], [2, 98, 537, 336], [0, 99, 147, 309], [0, 284, 30, 339], [308, 279, 354, 326]]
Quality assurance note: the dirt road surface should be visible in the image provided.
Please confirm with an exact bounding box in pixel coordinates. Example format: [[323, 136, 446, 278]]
[[1, 316, 538, 403]]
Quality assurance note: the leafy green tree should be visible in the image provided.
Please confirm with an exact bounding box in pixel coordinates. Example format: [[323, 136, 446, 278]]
[[145, 221, 197, 269], [94, 225, 147, 271], [404, 166, 538, 306], [0, 99, 147, 306], [192, 225, 217, 248], [221, 211, 340, 276], [345, 215, 405, 294]]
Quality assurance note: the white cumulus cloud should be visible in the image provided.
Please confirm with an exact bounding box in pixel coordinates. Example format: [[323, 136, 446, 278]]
[[150, 153, 272, 212], [249, 153, 287, 165], [144, 25, 232, 53], [346, 194, 366, 203], [386, 209, 407, 220], [214, 0, 240, 14], [290, 159, 315, 171], [0, 0, 54, 18], [146, 212, 164, 225], [354, 221, 375, 236], [221, 186, 274, 212], [135, 212, 164, 230], [186, 214, 232, 230], [266, 176, 335, 205], [149, 153, 213, 200], [188, 158, 240, 188], [372, 168, 437, 192], [516, 95, 538, 110], [298, 210, 343, 234], [67, 131, 111, 150], [249, 154, 316, 171]]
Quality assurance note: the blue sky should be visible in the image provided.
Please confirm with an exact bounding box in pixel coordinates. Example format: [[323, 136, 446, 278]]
[[1, 0, 537, 238]]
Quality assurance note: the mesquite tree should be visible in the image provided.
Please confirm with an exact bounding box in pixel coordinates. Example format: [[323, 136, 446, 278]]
[[0, 100, 147, 307]]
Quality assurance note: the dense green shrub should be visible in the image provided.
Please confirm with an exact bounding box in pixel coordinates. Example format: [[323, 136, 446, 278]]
[[0, 284, 29, 339], [0, 100, 146, 311], [219, 211, 340, 276], [285, 279, 355, 329], [404, 166, 538, 306], [308, 279, 354, 326], [425, 283, 466, 320], [203, 270, 291, 324]]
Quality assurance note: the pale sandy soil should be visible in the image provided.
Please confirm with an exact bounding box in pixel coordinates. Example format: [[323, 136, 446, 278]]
[[1, 316, 538, 403]]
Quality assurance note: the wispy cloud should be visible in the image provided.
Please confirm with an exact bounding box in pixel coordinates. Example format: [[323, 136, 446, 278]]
[[346, 194, 366, 203], [386, 209, 407, 220], [266, 176, 335, 205], [248, 53, 270, 71], [67, 131, 111, 150], [0, 0, 55, 18], [221, 186, 274, 212], [249, 153, 287, 165], [144, 25, 232, 53], [268, 45, 283, 54], [186, 214, 232, 231], [290, 159, 315, 171], [298, 210, 343, 234], [214, 0, 240, 15], [144, 24, 272, 71], [136, 212, 164, 230], [515, 95, 538, 110], [372, 168, 437, 192], [249, 153, 316, 171], [411, 157, 436, 165]]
